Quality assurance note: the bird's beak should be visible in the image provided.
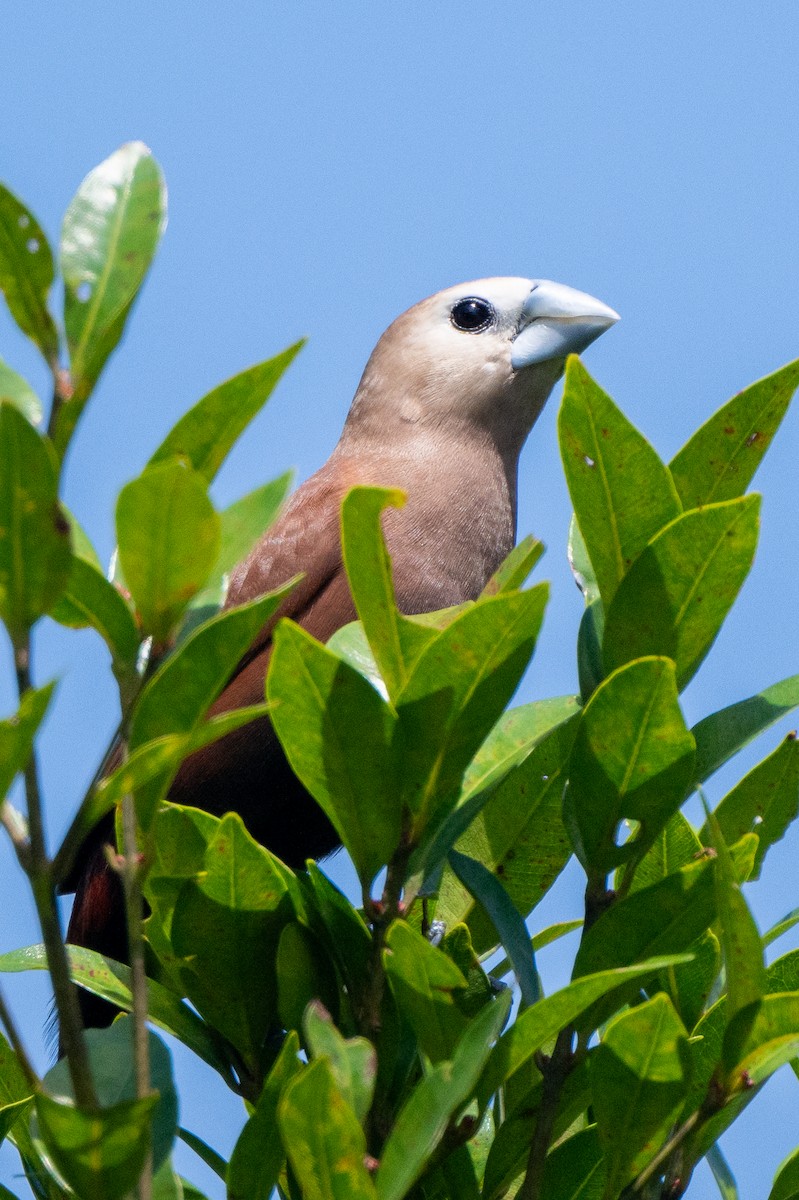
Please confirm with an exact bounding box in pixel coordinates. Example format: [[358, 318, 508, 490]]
[[511, 280, 620, 370]]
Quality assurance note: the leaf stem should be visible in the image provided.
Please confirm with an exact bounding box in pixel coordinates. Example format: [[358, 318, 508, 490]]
[[11, 633, 97, 1109], [361, 836, 411, 1152], [0, 984, 38, 1092], [517, 1027, 575, 1200], [46, 368, 73, 446], [118, 786, 153, 1200]]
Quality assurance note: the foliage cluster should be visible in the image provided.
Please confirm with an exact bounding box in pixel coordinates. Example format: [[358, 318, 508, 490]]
[[1, 145, 799, 1200]]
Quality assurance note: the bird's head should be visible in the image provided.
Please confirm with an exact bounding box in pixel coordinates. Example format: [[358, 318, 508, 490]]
[[345, 276, 618, 458]]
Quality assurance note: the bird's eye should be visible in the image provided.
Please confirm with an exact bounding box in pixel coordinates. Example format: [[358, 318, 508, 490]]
[[450, 297, 494, 333]]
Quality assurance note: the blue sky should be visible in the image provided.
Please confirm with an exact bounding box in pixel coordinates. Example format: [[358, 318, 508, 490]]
[[1, 4, 798, 1196]]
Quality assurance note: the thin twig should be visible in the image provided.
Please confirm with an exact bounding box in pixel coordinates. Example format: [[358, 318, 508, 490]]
[[624, 1111, 701, 1196], [0, 801, 30, 867], [12, 634, 97, 1109], [119, 788, 153, 1200], [516, 1027, 574, 1200], [0, 984, 38, 1092]]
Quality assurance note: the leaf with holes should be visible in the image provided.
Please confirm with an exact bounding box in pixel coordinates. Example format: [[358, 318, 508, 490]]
[[0, 184, 59, 366], [58, 142, 166, 448], [702, 734, 799, 880], [564, 657, 696, 877]]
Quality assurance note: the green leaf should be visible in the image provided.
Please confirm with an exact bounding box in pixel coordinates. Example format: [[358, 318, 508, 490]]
[[277, 923, 338, 1031], [448, 850, 541, 1006], [0, 1096, 32, 1144], [602, 496, 760, 689], [568, 514, 600, 605], [480, 534, 545, 597], [670, 359, 799, 508], [303, 1002, 377, 1125], [0, 359, 42, 425], [662, 929, 721, 1033], [149, 345, 303, 482], [396, 586, 549, 837], [279, 1058, 377, 1200], [704, 805, 766, 1024], [0, 683, 54, 800], [384, 920, 468, 1063], [375, 993, 511, 1200], [34, 1091, 158, 1200], [706, 1144, 739, 1200], [435, 714, 578, 955], [170, 814, 296, 1063], [558, 357, 681, 606], [702, 734, 799, 879], [478, 956, 691, 1103], [182, 472, 293, 621], [340, 485, 412, 698], [626, 810, 703, 893], [564, 657, 696, 877], [0, 184, 59, 365], [460, 694, 580, 802], [0, 1030, 41, 1174], [765, 908, 799, 950], [0, 943, 230, 1080], [268, 620, 400, 885], [42, 1017, 177, 1175], [593, 994, 690, 1194], [770, 1145, 799, 1200], [574, 857, 715, 979], [724, 992, 799, 1087], [538, 1125, 606, 1200], [227, 1032, 302, 1200], [116, 460, 220, 643], [577, 598, 605, 702], [58, 142, 166, 448], [305, 864, 373, 997], [131, 587, 289, 748], [0, 403, 72, 636], [176, 1128, 227, 1181], [482, 1063, 593, 1199], [692, 673, 799, 784], [50, 556, 139, 680]]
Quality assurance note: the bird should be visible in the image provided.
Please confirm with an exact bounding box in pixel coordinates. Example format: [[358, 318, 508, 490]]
[[64, 276, 618, 1030]]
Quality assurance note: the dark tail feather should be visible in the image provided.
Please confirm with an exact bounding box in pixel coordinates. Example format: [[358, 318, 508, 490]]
[[62, 818, 128, 1049]]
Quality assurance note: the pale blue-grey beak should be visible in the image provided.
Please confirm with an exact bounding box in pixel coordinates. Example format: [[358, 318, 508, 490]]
[[510, 280, 619, 370]]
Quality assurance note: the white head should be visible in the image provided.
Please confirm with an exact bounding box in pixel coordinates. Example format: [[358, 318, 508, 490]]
[[343, 277, 618, 459]]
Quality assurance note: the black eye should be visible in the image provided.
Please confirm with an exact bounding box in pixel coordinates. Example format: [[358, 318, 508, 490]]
[[450, 297, 494, 333]]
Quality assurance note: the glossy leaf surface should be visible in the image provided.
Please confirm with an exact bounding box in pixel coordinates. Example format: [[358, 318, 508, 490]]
[[0, 184, 59, 365], [602, 496, 760, 688], [58, 142, 166, 448], [269, 620, 400, 884], [592, 994, 690, 1193], [148, 345, 303, 482], [565, 657, 695, 875], [559, 357, 681, 606], [116, 460, 220, 643], [0, 403, 71, 636], [670, 359, 799, 508], [279, 1058, 377, 1200]]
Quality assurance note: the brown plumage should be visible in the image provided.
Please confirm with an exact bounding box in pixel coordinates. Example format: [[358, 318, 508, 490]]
[[65, 277, 618, 1031]]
